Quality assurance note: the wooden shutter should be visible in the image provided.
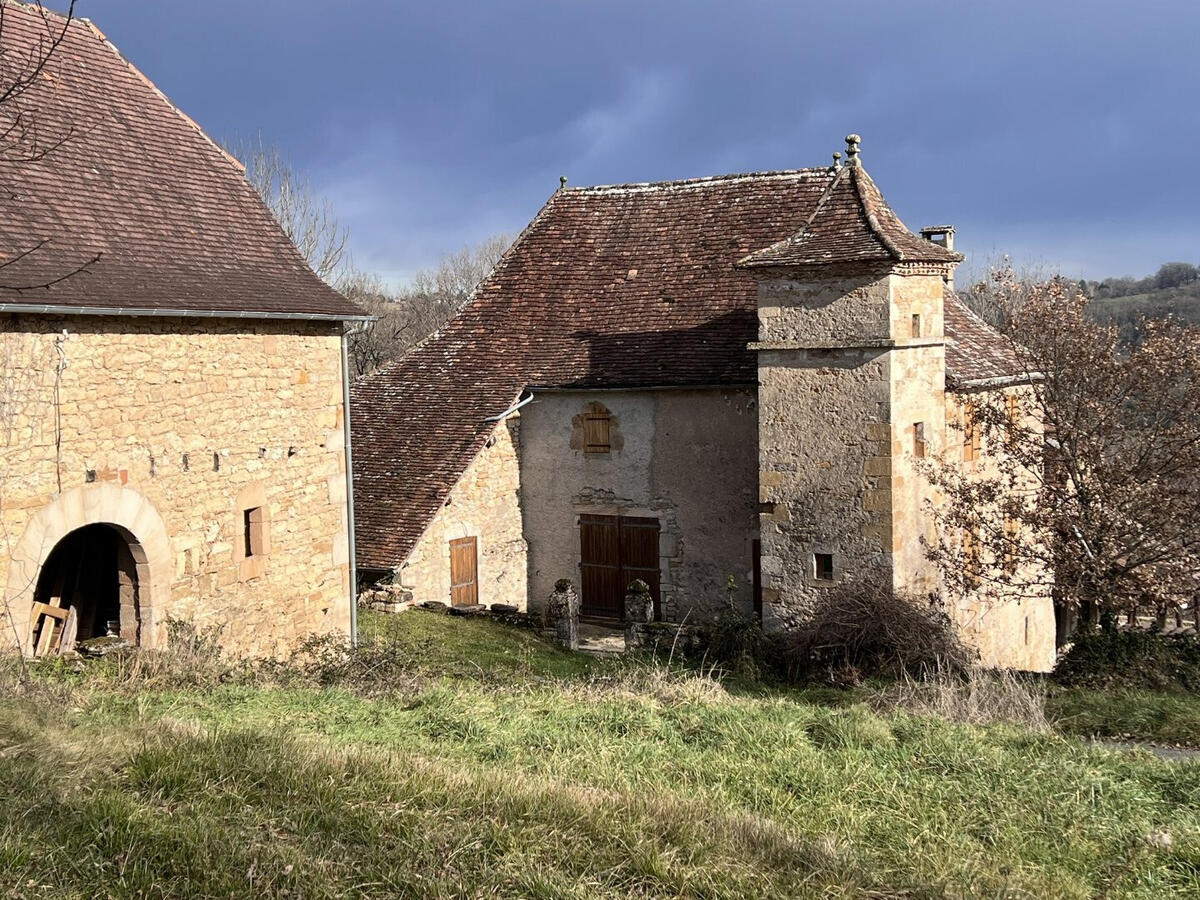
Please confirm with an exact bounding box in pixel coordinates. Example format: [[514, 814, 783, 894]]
[[579, 515, 660, 620], [584, 413, 611, 453], [449, 537, 478, 606]]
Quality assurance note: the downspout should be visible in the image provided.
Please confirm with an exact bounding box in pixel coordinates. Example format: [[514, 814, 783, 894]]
[[340, 328, 359, 647]]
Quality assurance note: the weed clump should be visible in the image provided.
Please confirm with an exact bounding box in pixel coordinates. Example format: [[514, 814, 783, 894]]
[[775, 578, 972, 684]]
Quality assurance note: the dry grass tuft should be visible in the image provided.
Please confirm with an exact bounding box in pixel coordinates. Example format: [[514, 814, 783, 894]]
[[870, 666, 1049, 731]]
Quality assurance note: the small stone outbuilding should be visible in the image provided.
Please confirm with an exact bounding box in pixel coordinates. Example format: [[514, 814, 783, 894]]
[[0, 6, 366, 657], [352, 137, 1055, 671]]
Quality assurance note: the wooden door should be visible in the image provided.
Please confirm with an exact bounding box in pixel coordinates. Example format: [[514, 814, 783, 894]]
[[449, 537, 478, 607], [579, 515, 660, 620]]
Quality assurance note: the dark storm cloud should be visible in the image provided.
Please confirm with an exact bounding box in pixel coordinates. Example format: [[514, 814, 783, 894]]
[[90, 0, 1200, 281]]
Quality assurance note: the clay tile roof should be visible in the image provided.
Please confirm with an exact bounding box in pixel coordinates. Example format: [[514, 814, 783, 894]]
[[0, 3, 363, 320], [738, 166, 963, 268], [351, 164, 982, 570], [943, 288, 1026, 387]]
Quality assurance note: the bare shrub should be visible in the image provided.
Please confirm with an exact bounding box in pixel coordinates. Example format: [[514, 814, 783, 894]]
[[871, 666, 1049, 731], [777, 578, 972, 683], [287, 631, 424, 697]]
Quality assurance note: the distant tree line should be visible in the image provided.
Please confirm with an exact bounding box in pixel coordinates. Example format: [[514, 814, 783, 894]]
[[227, 136, 510, 376], [1080, 261, 1200, 301]]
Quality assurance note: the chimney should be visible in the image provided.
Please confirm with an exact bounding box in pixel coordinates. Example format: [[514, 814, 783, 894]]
[[920, 225, 956, 290]]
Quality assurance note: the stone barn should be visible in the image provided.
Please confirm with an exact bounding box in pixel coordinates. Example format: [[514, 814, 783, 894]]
[[352, 136, 1056, 671], [0, 6, 366, 657]]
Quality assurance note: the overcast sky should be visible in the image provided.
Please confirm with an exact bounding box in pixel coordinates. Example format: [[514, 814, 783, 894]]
[[89, 0, 1198, 284]]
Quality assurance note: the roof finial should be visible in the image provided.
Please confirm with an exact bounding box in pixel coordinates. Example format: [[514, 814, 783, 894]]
[[844, 133, 861, 166], [831, 151, 842, 170], [559, 175, 567, 190]]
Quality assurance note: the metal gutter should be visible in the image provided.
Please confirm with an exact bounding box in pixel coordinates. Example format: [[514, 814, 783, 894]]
[[340, 330, 359, 648], [484, 392, 534, 422], [0, 302, 374, 323]]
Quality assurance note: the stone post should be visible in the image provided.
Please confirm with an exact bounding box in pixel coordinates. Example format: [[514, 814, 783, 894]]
[[545, 578, 579, 650], [624, 579, 653, 651]]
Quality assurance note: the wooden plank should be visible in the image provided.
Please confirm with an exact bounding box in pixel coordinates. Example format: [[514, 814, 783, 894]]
[[58, 607, 78, 654], [580, 515, 621, 618], [31, 602, 69, 622], [449, 537, 478, 607], [35, 617, 57, 657]]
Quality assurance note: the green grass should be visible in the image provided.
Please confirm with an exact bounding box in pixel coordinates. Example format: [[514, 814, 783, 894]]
[[1049, 687, 1200, 747], [1, 609, 1198, 898]]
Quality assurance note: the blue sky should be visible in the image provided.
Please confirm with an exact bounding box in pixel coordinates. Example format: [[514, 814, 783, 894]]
[[89, 0, 1198, 284]]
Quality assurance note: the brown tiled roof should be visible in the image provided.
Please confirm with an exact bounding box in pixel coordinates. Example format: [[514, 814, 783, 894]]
[[943, 290, 1025, 386], [352, 166, 1008, 570], [738, 165, 963, 268], [0, 4, 363, 320]]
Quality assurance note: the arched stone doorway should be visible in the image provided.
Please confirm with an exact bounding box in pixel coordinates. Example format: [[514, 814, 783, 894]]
[[4, 484, 172, 654], [30, 524, 143, 652]]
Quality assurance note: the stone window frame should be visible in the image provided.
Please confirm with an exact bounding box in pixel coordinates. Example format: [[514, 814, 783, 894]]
[[234, 481, 272, 582], [913, 421, 927, 459], [814, 552, 835, 581]]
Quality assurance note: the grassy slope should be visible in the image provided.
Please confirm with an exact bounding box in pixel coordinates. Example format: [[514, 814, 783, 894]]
[[0, 611, 1198, 898], [1049, 687, 1200, 747]]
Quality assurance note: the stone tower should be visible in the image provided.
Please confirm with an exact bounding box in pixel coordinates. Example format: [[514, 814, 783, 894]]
[[741, 136, 961, 627]]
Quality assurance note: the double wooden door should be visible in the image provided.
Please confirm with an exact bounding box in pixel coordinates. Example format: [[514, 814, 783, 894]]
[[449, 537, 478, 607], [579, 514, 660, 620]]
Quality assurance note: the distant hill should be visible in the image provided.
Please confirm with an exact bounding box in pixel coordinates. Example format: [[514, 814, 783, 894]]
[[1082, 263, 1200, 332]]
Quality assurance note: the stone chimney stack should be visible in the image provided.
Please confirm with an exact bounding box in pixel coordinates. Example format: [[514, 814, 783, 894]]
[[920, 225, 956, 289]]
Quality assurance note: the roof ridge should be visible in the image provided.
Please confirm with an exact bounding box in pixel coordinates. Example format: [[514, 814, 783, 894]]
[[83, 19, 247, 175], [567, 167, 832, 194], [849, 165, 903, 260]]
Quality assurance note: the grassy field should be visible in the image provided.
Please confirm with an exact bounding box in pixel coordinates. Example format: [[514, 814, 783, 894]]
[[0, 611, 1198, 898]]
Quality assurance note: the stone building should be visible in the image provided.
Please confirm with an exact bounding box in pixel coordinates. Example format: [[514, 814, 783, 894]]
[[353, 136, 1055, 671], [0, 6, 365, 657]]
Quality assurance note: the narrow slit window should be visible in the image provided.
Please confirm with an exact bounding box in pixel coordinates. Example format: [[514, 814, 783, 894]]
[[911, 313, 921, 338], [584, 411, 611, 454], [814, 553, 834, 581], [914, 422, 927, 458], [243, 506, 264, 558]]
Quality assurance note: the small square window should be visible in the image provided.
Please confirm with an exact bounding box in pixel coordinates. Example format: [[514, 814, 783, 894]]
[[814, 553, 834, 580], [914, 422, 927, 458], [911, 313, 921, 338], [243, 506, 265, 558]]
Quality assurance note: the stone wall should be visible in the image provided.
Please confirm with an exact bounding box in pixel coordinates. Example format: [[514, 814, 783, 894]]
[[944, 386, 1056, 671], [757, 345, 893, 627], [396, 415, 527, 609], [888, 274, 948, 596], [0, 314, 352, 657], [520, 389, 758, 622]]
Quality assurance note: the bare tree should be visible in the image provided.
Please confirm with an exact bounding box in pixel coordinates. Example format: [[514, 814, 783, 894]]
[[0, 0, 99, 293], [228, 134, 348, 282], [925, 267, 1200, 633], [345, 234, 513, 376]]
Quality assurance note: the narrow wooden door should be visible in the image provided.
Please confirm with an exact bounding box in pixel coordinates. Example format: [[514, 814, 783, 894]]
[[449, 537, 478, 607], [579, 515, 660, 620]]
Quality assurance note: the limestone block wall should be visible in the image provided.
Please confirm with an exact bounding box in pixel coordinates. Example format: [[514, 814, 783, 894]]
[[757, 348, 894, 627], [519, 389, 758, 622], [944, 386, 1056, 671], [758, 272, 891, 344], [0, 314, 352, 657], [889, 274, 948, 596], [397, 416, 527, 609]]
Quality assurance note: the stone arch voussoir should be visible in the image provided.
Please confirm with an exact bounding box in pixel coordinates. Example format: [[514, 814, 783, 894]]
[[4, 484, 172, 654]]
